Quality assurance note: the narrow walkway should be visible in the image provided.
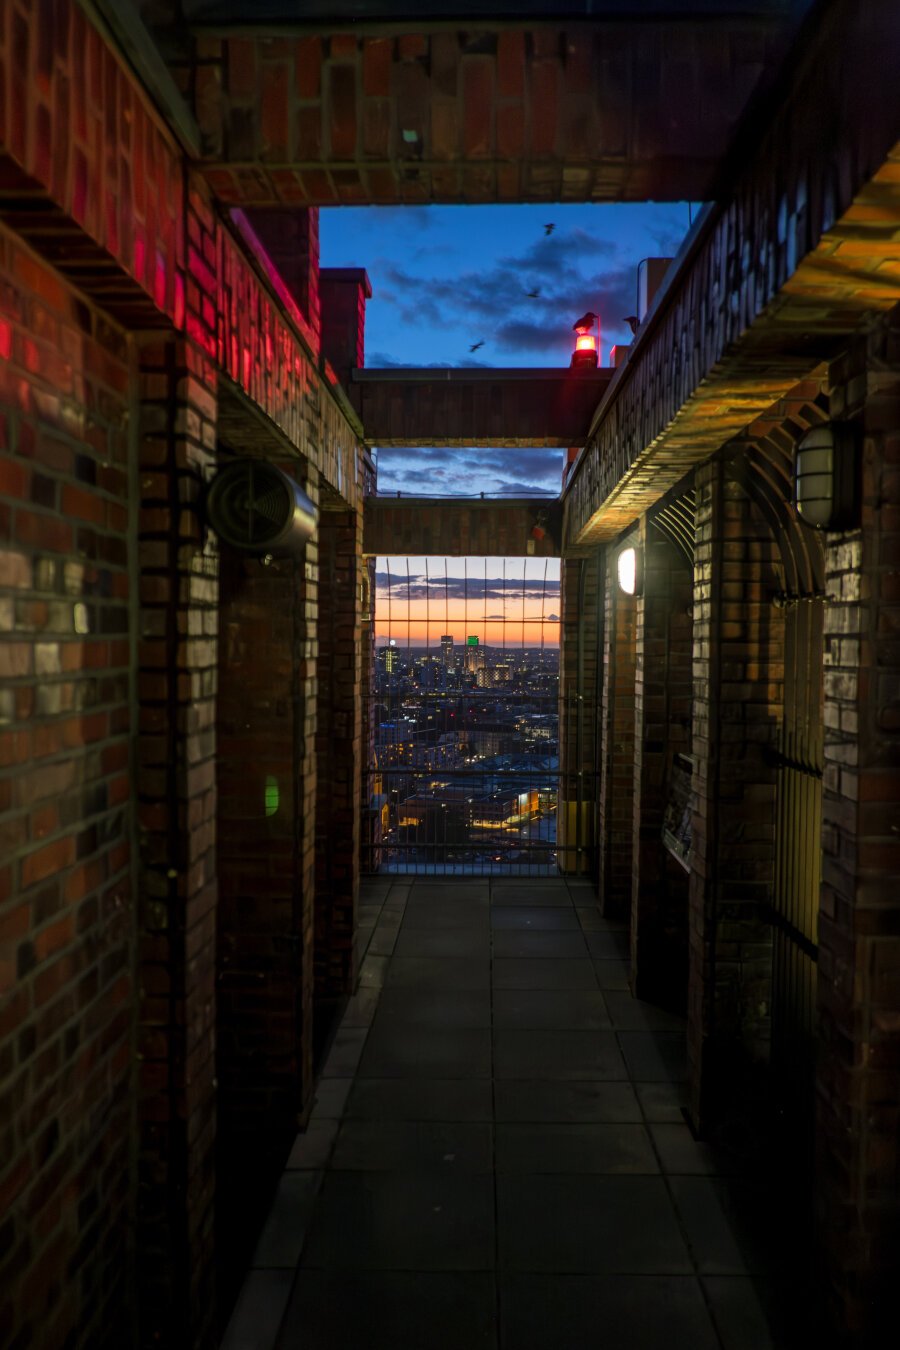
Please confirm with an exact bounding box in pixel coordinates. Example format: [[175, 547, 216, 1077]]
[[222, 877, 782, 1350]]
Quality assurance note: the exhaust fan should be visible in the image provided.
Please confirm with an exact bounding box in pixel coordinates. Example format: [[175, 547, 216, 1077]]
[[205, 459, 317, 556]]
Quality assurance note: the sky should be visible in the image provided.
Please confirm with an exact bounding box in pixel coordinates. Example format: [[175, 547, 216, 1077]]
[[319, 201, 695, 496], [319, 202, 694, 644]]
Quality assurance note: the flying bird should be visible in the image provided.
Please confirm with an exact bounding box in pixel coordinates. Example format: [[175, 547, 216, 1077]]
[[624, 315, 640, 335], [572, 311, 598, 333], [469, 340, 485, 352], [543, 223, 556, 236], [525, 288, 541, 299]]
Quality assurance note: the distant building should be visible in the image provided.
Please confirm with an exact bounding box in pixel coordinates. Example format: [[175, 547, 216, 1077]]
[[441, 635, 453, 665], [466, 643, 486, 673]]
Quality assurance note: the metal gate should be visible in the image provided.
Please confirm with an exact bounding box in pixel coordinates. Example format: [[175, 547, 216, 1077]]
[[363, 555, 569, 876], [771, 596, 824, 1133]]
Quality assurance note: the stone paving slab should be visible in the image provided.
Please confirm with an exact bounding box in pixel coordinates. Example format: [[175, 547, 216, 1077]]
[[221, 876, 779, 1350]]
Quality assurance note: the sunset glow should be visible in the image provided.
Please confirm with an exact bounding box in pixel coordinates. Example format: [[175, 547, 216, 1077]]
[[374, 555, 561, 648]]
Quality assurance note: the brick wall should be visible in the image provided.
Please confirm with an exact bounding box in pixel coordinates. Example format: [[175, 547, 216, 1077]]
[[630, 517, 693, 1007], [320, 268, 371, 382], [817, 307, 900, 1342], [315, 507, 363, 1026], [688, 456, 783, 1125], [214, 460, 318, 1315], [364, 497, 560, 560], [0, 226, 134, 1348], [597, 551, 636, 918], [135, 335, 219, 1349], [564, 0, 900, 549], [190, 21, 783, 205]]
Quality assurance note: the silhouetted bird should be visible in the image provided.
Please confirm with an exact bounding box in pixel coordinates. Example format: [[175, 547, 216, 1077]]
[[624, 315, 640, 335], [525, 288, 541, 299], [544, 223, 556, 236], [572, 311, 598, 333], [469, 340, 485, 352]]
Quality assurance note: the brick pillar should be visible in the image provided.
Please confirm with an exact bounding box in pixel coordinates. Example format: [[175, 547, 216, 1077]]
[[817, 313, 900, 1342], [319, 268, 372, 382], [314, 506, 363, 1043], [598, 551, 637, 917], [136, 337, 219, 1349], [243, 207, 320, 338], [214, 456, 319, 1270], [359, 551, 380, 872], [631, 518, 693, 1007], [558, 554, 602, 875], [688, 456, 782, 1128]]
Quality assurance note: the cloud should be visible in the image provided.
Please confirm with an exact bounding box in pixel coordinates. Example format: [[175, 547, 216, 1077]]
[[374, 571, 561, 603], [373, 445, 564, 497], [376, 226, 645, 361]]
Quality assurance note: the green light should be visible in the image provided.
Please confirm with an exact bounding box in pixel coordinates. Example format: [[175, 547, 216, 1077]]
[[467, 636, 479, 646], [265, 776, 280, 817]]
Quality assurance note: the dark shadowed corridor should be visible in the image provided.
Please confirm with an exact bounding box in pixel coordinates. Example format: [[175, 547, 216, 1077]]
[[221, 878, 800, 1350]]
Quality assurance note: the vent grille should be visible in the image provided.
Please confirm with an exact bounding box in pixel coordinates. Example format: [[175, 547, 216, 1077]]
[[205, 460, 317, 555]]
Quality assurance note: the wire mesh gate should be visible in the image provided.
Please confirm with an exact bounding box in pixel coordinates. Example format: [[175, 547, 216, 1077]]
[[771, 596, 824, 1140], [362, 556, 573, 876]]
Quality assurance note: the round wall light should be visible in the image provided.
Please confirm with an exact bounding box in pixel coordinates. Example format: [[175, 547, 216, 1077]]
[[616, 544, 642, 596], [794, 422, 859, 530]]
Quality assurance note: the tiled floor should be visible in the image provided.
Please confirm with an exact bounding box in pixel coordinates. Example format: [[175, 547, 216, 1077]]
[[221, 877, 788, 1350]]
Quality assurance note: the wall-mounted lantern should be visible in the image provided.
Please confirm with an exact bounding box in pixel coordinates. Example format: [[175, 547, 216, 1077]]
[[616, 542, 642, 596], [794, 422, 859, 530], [570, 311, 600, 370]]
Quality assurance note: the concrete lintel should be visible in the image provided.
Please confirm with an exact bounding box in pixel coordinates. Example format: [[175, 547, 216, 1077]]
[[349, 369, 612, 448]]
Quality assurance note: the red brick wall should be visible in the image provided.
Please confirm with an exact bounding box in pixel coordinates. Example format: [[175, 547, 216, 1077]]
[[598, 554, 636, 918], [0, 226, 134, 1348], [688, 456, 783, 1124], [135, 335, 219, 1348], [817, 308, 900, 1342], [631, 518, 693, 1007]]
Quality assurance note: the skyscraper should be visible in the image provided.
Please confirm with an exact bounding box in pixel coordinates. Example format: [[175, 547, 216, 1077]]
[[441, 635, 453, 665]]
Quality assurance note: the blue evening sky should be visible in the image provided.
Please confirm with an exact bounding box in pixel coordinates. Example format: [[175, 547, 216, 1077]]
[[320, 202, 694, 496]]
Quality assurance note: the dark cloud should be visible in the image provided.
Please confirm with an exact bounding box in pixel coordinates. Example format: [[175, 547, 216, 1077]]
[[375, 572, 560, 603], [373, 445, 563, 497], [378, 228, 644, 359]]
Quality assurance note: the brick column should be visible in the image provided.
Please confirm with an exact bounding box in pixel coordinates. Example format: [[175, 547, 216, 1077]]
[[314, 506, 362, 1044], [631, 518, 693, 1006], [319, 268, 372, 383], [598, 551, 637, 917], [558, 554, 602, 876], [816, 312, 900, 1342], [214, 461, 319, 1292], [243, 207, 321, 339], [688, 456, 782, 1128], [136, 337, 219, 1349]]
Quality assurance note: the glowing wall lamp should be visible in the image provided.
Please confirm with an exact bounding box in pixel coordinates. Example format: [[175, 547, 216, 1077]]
[[794, 422, 859, 529], [616, 543, 642, 596], [570, 311, 600, 369]]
